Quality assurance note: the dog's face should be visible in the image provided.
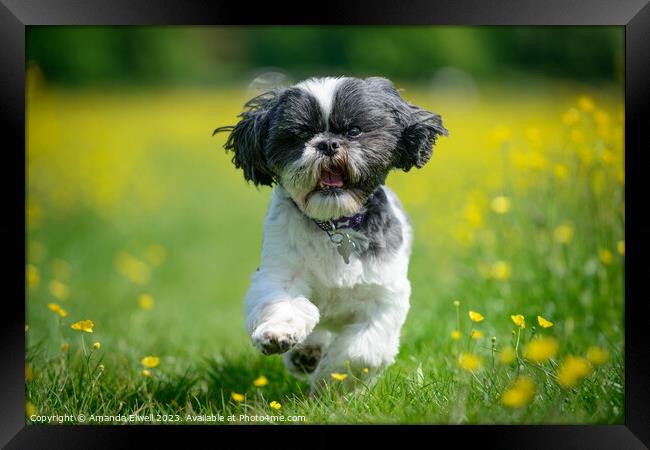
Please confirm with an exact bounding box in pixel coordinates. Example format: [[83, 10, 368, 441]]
[[216, 77, 447, 220]]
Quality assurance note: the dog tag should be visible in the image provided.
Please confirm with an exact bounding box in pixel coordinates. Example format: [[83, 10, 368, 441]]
[[332, 232, 356, 264]]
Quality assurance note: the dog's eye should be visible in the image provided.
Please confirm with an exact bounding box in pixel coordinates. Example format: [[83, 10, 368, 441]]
[[298, 131, 311, 140], [348, 127, 362, 137]]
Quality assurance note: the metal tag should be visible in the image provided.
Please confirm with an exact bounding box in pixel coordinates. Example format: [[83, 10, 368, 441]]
[[331, 231, 356, 264]]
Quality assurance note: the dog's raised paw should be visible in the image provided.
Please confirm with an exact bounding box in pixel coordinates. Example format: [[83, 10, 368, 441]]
[[254, 330, 298, 355]]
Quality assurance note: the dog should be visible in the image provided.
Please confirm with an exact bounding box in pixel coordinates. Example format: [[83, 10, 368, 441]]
[[215, 76, 447, 388]]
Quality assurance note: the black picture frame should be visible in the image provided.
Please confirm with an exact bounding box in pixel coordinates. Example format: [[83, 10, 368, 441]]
[[2, 0, 648, 447]]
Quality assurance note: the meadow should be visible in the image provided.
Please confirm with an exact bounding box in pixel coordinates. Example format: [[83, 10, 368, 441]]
[[26, 72, 624, 424]]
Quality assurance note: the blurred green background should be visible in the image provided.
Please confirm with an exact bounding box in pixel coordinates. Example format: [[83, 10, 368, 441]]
[[27, 26, 623, 86], [25, 26, 624, 424]]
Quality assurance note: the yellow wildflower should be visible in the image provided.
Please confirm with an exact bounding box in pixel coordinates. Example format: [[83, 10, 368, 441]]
[[599, 249, 613, 265], [51, 259, 71, 280], [93, 342, 101, 350], [471, 330, 482, 340], [554, 164, 569, 181], [331, 373, 348, 381], [553, 224, 574, 244], [48, 280, 70, 300], [469, 311, 484, 322], [529, 151, 548, 170], [61, 343, 70, 352], [145, 244, 166, 266], [26, 265, 40, 288], [451, 330, 462, 341], [490, 261, 512, 281], [458, 353, 481, 373], [595, 110, 611, 137], [253, 375, 268, 387], [464, 203, 483, 227], [71, 320, 94, 333], [577, 95, 595, 112], [537, 316, 554, 328], [142, 369, 151, 377], [562, 108, 580, 126], [362, 368, 369, 374], [601, 149, 615, 164], [141, 356, 160, 368], [557, 356, 592, 388], [26, 401, 38, 417], [525, 126, 541, 144], [586, 346, 610, 365], [491, 196, 511, 214], [617, 240, 625, 256], [499, 347, 516, 364], [115, 251, 150, 285], [523, 336, 559, 363], [594, 109, 610, 127], [511, 315, 525, 328], [137, 293, 155, 310], [570, 129, 584, 144], [47, 303, 67, 317], [231, 392, 245, 403], [490, 125, 512, 145], [269, 401, 281, 410], [491, 261, 512, 281], [500, 376, 535, 408]]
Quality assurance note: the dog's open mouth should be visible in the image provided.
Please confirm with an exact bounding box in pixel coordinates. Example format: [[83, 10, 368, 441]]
[[316, 167, 346, 191]]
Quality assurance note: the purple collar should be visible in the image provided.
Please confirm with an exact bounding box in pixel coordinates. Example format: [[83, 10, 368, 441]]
[[287, 193, 373, 263], [313, 213, 366, 232], [288, 198, 368, 232]]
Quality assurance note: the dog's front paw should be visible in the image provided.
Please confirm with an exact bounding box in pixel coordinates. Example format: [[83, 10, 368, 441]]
[[252, 323, 301, 355], [246, 297, 320, 355]]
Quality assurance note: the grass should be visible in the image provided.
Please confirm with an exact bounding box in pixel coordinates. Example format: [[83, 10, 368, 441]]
[[25, 75, 624, 424]]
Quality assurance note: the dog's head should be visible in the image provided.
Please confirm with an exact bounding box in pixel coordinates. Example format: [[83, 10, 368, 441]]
[[215, 77, 447, 220]]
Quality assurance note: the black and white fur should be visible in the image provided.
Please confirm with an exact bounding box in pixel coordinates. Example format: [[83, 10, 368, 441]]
[[215, 76, 447, 388]]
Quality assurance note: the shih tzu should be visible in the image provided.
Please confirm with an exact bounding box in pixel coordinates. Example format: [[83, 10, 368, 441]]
[[215, 76, 447, 388]]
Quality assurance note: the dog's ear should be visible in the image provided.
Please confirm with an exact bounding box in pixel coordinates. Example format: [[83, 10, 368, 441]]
[[395, 107, 448, 171], [365, 77, 448, 172], [214, 91, 279, 187]]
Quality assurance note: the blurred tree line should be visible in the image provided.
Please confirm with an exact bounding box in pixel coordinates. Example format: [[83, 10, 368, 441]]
[[27, 26, 623, 86]]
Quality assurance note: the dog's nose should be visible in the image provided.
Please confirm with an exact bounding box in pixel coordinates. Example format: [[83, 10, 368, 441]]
[[316, 139, 341, 157]]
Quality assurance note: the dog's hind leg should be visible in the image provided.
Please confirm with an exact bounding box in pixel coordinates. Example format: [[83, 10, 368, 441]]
[[283, 328, 332, 379], [308, 286, 410, 391]]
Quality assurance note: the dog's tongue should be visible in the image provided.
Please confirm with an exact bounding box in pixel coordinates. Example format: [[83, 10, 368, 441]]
[[320, 168, 344, 187]]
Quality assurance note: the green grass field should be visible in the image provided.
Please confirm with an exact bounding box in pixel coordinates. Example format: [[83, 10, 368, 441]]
[[26, 77, 624, 424]]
